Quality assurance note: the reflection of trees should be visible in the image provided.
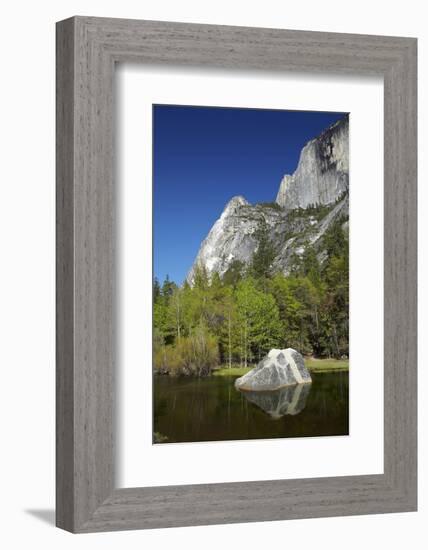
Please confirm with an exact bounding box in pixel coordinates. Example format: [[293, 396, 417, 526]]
[[308, 372, 348, 419], [153, 372, 348, 443]]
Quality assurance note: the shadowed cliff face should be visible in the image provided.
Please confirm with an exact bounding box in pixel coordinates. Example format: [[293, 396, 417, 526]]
[[187, 116, 349, 284], [276, 116, 349, 210]]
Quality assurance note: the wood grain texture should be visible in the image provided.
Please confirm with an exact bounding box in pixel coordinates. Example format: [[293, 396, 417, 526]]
[[56, 16, 417, 533], [56, 18, 75, 532]]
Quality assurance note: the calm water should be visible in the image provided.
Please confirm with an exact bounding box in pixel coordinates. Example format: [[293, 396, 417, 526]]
[[153, 371, 348, 443]]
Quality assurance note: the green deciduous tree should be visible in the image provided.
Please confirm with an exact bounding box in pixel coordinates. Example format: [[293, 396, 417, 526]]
[[236, 278, 281, 365]]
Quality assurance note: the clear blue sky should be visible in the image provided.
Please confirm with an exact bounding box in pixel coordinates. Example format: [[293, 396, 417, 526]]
[[153, 105, 347, 285]]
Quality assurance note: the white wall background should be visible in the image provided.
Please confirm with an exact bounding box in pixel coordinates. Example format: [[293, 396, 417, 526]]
[[0, 1, 424, 548]]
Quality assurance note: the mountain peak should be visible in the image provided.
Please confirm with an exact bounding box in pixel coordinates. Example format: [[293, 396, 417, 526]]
[[222, 195, 249, 216], [276, 115, 349, 210], [187, 117, 349, 284]]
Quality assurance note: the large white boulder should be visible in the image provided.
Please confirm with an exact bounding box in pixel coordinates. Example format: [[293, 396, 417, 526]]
[[235, 348, 312, 392]]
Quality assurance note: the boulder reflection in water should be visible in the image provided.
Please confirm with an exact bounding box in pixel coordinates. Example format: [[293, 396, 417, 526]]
[[238, 382, 312, 419]]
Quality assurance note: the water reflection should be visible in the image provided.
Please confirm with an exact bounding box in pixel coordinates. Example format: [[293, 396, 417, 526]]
[[154, 372, 348, 442], [237, 382, 312, 419]]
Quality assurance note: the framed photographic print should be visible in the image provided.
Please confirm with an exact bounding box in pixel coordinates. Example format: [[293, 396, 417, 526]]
[[151, 105, 350, 445], [56, 17, 417, 532]]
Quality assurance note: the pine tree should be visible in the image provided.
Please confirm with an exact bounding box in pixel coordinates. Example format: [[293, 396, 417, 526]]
[[161, 275, 176, 302], [153, 277, 161, 303], [193, 263, 209, 290], [250, 217, 276, 280]]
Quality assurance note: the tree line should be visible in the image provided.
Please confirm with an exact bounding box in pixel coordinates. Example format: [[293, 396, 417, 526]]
[[154, 216, 349, 376]]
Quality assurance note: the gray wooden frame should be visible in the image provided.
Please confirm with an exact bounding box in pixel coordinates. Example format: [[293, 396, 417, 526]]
[[56, 16, 417, 533]]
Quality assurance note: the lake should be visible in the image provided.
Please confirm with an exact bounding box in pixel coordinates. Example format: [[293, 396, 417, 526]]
[[153, 371, 349, 443]]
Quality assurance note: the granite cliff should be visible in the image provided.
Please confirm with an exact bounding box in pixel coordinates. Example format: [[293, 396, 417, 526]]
[[276, 117, 349, 210], [187, 115, 349, 284]]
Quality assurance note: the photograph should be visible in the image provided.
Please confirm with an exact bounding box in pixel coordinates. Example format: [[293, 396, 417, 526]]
[[153, 105, 349, 444]]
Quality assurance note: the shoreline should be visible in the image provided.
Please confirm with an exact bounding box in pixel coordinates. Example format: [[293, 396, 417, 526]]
[[213, 358, 349, 377]]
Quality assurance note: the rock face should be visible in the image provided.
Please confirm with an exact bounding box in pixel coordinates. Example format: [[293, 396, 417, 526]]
[[187, 116, 349, 283], [187, 197, 287, 284], [239, 383, 311, 419], [271, 195, 348, 274], [235, 349, 312, 392], [275, 117, 349, 210]]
